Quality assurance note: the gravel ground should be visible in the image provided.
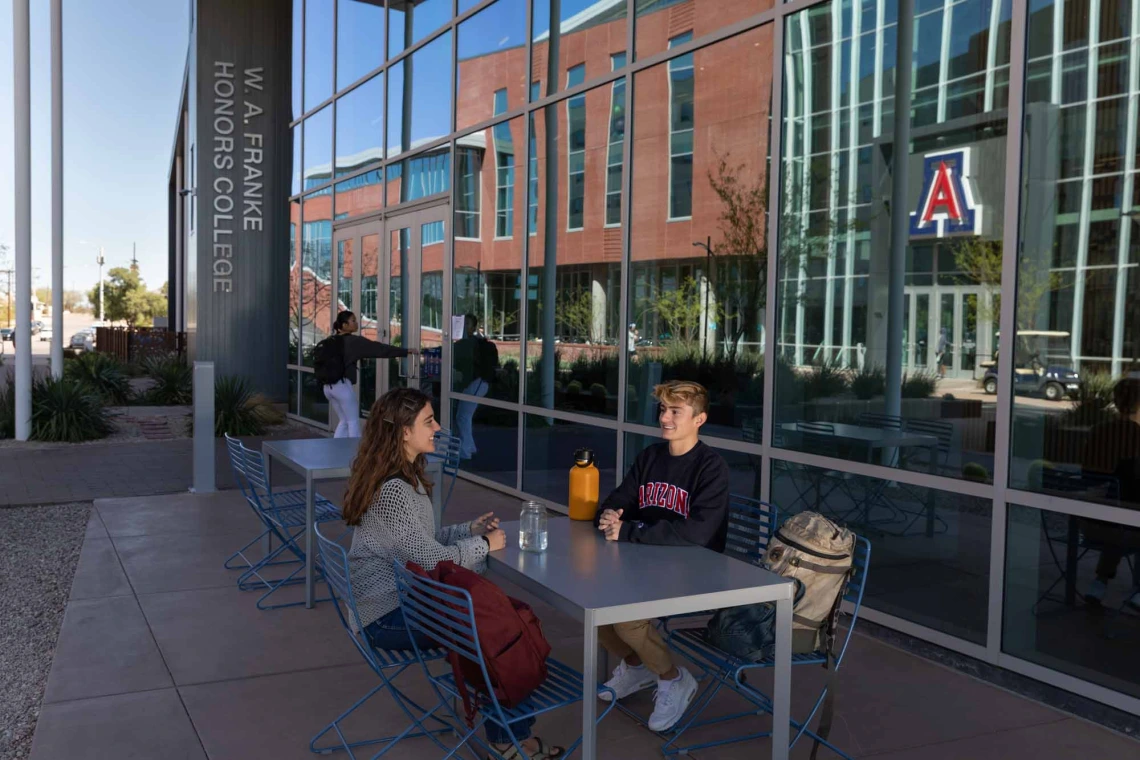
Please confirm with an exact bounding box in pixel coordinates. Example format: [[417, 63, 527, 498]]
[[0, 503, 90, 760]]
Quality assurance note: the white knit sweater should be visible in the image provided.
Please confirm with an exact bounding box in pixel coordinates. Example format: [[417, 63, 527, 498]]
[[348, 477, 488, 629]]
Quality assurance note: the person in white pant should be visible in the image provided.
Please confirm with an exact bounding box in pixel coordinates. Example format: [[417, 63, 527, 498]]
[[452, 314, 499, 459], [318, 310, 418, 438]]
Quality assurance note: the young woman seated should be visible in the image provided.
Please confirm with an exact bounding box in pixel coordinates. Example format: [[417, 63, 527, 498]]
[[342, 388, 564, 760]]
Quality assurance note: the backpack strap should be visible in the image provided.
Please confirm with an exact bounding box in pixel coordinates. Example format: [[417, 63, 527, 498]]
[[788, 557, 851, 574], [448, 651, 478, 728], [809, 567, 854, 760]]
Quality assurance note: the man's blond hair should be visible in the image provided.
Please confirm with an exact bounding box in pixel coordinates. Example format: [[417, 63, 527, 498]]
[[653, 380, 709, 417]]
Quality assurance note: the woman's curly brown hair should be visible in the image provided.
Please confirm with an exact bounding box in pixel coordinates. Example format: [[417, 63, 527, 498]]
[[342, 388, 435, 526]]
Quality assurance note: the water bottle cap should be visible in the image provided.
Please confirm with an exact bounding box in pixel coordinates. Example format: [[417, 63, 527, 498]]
[[574, 448, 594, 466]]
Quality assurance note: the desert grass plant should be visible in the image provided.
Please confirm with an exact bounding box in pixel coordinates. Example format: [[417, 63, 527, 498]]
[[1063, 371, 1117, 426], [64, 351, 132, 404], [901, 370, 940, 398], [214, 375, 268, 437], [850, 364, 886, 400], [801, 361, 850, 401], [30, 376, 113, 442], [143, 353, 193, 405]]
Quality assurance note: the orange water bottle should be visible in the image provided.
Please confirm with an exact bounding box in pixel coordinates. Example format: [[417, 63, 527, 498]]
[[568, 448, 600, 521]]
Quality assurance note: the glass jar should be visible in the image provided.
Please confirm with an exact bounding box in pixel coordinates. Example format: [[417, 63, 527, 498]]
[[519, 500, 549, 553]]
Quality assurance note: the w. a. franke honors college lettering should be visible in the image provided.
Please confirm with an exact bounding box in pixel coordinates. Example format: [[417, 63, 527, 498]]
[[211, 62, 266, 293]]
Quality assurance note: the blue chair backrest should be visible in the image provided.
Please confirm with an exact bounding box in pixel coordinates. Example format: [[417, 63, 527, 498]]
[[238, 443, 277, 511], [393, 562, 487, 677], [313, 524, 384, 672], [903, 418, 952, 454], [724, 495, 777, 566], [834, 536, 872, 666], [224, 434, 259, 508]]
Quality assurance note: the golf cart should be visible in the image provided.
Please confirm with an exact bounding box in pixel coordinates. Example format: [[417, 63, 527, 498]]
[[980, 330, 1081, 401]]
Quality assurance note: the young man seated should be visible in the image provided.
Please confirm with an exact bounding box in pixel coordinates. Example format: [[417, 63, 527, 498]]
[[593, 380, 730, 731]]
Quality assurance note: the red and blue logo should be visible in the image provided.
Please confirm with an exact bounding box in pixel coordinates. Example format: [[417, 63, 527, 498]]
[[909, 148, 982, 238]]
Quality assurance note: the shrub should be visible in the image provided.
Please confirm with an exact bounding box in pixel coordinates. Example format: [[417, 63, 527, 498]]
[[30, 376, 113, 442], [801, 362, 850, 400], [849, 364, 886, 400], [64, 352, 132, 404], [566, 380, 583, 395], [589, 382, 608, 400], [0, 380, 13, 438], [901, 370, 939, 398], [248, 393, 285, 426], [214, 375, 267, 437], [962, 462, 989, 482], [144, 354, 193, 405], [1064, 371, 1116, 426]]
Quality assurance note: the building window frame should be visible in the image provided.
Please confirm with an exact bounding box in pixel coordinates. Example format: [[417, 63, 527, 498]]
[[492, 88, 515, 240], [667, 32, 695, 222], [566, 63, 587, 232], [606, 53, 627, 228]]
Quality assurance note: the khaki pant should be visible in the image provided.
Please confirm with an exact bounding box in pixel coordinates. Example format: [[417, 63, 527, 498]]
[[597, 619, 674, 676]]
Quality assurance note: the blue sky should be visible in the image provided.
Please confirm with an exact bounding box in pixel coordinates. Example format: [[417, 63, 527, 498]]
[[0, 0, 189, 298]]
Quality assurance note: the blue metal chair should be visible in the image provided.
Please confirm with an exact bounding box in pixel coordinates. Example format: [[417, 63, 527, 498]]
[[662, 536, 872, 759], [431, 430, 462, 516], [309, 525, 455, 759], [225, 436, 343, 609], [393, 562, 618, 760], [222, 434, 290, 576]]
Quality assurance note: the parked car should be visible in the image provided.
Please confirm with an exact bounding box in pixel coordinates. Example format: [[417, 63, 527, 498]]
[[981, 330, 1081, 401], [70, 328, 95, 351], [31, 320, 43, 335], [39, 327, 53, 342], [0, 328, 12, 342]]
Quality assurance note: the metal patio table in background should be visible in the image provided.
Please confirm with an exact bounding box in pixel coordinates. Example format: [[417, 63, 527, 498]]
[[486, 519, 795, 760], [262, 437, 443, 608]]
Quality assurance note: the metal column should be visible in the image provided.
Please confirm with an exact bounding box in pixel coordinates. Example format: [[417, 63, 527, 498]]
[[51, 0, 64, 378], [12, 0, 32, 440]]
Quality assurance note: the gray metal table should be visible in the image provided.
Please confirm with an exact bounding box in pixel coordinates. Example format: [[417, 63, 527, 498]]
[[486, 519, 794, 760], [779, 421, 937, 456], [262, 437, 443, 608]]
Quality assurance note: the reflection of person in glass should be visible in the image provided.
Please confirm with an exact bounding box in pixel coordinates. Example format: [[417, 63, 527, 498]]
[[324, 310, 418, 438], [453, 313, 498, 460], [1080, 377, 1140, 611]]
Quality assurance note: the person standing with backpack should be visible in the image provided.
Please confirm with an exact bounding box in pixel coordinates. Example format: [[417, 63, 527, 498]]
[[315, 310, 419, 438], [452, 313, 499, 459], [343, 388, 565, 760]]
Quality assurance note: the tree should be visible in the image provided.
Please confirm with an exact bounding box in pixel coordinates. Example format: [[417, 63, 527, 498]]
[[63, 290, 86, 312], [88, 267, 167, 327], [707, 152, 768, 356], [35, 287, 51, 305], [953, 239, 1068, 330]]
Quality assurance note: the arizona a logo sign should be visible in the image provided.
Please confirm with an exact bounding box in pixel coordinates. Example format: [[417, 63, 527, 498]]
[[909, 148, 982, 238]]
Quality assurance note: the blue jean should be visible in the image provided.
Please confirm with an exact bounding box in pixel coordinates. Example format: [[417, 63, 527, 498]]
[[364, 608, 534, 745]]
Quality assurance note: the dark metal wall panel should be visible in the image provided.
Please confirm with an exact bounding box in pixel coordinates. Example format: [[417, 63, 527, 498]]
[[192, 0, 290, 397]]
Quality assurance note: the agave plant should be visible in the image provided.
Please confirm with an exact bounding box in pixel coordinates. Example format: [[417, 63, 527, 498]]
[[64, 352, 132, 404], [30, 376, 113, 442], [214, 375, 267, 437], [143, 354, 193, 405]]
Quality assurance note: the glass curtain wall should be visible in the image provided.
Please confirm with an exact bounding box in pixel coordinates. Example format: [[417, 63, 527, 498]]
[[287, 0, 1140, 716]]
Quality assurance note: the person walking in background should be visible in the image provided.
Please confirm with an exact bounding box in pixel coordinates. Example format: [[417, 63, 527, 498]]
[[315, 310, 418, 438], [936, 326, 950, 378], [452, 313, 498, 459]]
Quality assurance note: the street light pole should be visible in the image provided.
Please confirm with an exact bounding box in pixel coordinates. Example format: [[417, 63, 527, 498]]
[[692, 237, 715, 357], [51, 0, 63, 377], [97, 247, 105, 323]]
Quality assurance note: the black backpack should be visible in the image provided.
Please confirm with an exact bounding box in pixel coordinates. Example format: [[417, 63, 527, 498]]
[[313, 334, 346, 386]]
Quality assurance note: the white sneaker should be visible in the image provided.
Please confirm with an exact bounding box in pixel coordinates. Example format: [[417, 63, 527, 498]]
[[598, 660, 655, 702], [1085, 578, 1108, 604], [647, 667, 697, 732]]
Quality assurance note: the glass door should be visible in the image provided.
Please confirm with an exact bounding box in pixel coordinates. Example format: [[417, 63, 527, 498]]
[[380, 205, 449, 414]]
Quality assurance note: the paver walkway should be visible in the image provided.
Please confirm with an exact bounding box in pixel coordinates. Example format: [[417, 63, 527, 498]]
[[28, 482, 1139, 759]]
